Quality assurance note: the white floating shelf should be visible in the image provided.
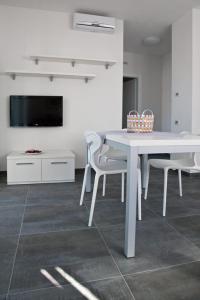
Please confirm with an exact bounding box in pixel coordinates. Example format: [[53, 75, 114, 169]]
[[30, 55, 116, 69], [5, 71, 96, 83]]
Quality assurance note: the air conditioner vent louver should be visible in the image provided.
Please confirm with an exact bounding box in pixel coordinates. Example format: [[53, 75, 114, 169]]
[[73, 13, 115, 33]]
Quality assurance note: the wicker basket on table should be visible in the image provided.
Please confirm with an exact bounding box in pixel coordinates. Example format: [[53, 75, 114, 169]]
[[127, 109, 154, 133]]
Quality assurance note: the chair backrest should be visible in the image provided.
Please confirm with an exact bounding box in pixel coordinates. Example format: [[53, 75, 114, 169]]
[[84, 131, 103, 170]]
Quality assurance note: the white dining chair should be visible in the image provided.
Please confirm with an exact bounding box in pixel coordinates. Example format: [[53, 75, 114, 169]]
[[144, 136, 199, 216], [98, 144, 127, 197], [80, 131, 142, 226]]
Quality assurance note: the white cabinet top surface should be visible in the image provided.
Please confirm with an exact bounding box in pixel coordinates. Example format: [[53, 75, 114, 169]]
[[7, 150, 75, 159]]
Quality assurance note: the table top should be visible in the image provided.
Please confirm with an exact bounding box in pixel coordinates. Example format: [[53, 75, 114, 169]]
[[105, 131, 200, 147]]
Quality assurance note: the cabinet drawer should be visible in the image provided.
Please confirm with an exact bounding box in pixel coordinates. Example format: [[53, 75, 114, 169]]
[[7, 159, 41, 183], [42, 158, 75, 182]]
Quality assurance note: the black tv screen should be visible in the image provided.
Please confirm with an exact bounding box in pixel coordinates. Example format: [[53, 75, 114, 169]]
[[10, 95, 63, 127]]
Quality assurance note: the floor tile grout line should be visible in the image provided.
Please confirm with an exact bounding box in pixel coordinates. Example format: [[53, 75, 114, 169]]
[[8, 213, 199, 297], [142, 205, 161, 219], [13, 199, 95, 236], [7, 274, 123, 297], [123, 258, 200, 278], [96, 226, 136, 300], [85, 196, 200, 288], [0, 201, 83, 209], [6, 185, 30, 299], [0, 204, 26, 209], [167, 212, 200, 220], [20, 226, 97, 236], [142, 200, 200, 253], [142, 201, 165, 218], [3, 173, 200, 298], [144, 201, 200, 253], [144, 198, 200, 221], [83, 202, 136, 300], [84, 193, 199, 299], [165, 219, 200, 251]]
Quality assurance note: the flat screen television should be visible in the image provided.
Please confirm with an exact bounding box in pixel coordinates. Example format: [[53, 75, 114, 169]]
[[10, 95, 63, 127]]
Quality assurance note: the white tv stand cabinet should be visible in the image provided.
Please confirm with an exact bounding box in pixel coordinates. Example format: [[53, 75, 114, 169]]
[[7, 150, 75, 185]]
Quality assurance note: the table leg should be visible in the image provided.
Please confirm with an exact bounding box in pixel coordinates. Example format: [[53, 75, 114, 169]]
[[86, 145, 92, 193], [125, 146, 138, 258], [141, 154, 148, 188]]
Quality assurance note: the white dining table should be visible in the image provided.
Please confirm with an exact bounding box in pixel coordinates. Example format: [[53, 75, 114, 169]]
[[86, 130, 200, 258]]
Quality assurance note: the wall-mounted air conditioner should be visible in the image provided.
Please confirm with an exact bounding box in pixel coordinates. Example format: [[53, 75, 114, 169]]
[[73, 13, 116, 33]]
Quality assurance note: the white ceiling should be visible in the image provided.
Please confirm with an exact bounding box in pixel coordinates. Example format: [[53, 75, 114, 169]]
[[0, 0, 200, 55]]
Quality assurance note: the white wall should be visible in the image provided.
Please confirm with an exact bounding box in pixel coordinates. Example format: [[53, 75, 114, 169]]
[[192, 9, 200, 133], [0, 6, 123, 170], [161, 53, 172, 131], [171, 8, 200, 134], [123, 52, 162, 130], [171, 11, 193, 132]]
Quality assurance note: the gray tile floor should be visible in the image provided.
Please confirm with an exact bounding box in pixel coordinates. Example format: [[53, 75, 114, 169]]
[[1, 169, 200, 299]]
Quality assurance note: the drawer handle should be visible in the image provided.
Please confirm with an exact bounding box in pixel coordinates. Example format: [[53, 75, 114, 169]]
[[51, 162, 68, 165], [16, 162, 34, 165]]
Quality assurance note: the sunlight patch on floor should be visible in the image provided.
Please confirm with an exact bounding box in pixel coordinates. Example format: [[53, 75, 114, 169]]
[[40, 269, 63, 289], [56, 267, 100, 300], [40, 267, 100, 300]]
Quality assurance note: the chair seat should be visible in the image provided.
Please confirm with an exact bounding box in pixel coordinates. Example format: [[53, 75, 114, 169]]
[[97, 159, 127, 173], [104, 149, 127, 161], [149, 158, 195, 170]]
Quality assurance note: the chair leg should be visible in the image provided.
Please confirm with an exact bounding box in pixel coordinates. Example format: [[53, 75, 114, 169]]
[[144, 162, 150, 200], [178, 169, 183, 197], [102, 174, 106, 196], [88, 174, 100, 227], [137, 168, 142, 221], [121, 173, 125, 203], [163, 169, 169, 217], [80, 164, 90, 206]]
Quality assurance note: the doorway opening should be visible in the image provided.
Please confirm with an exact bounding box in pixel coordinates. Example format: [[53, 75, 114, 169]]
[[122, 77, 139, 128]]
